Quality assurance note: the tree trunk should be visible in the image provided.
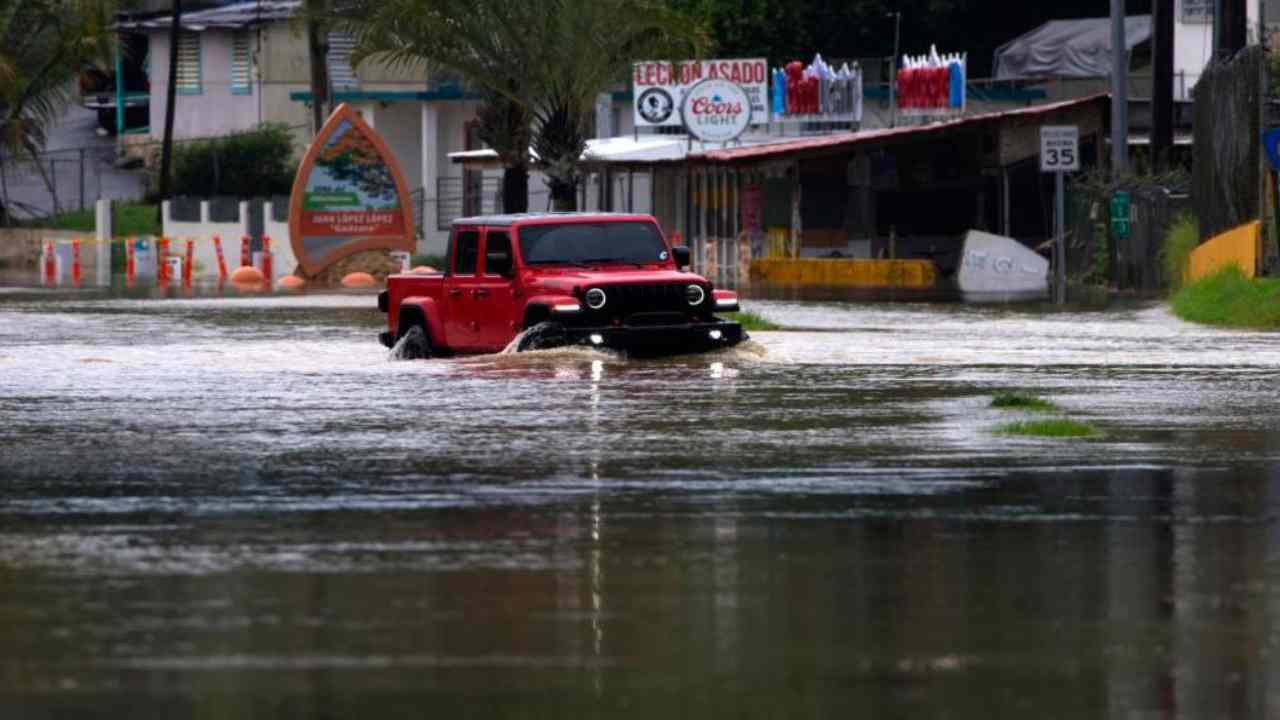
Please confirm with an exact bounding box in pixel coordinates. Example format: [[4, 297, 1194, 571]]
[[157, 0, 182, 200], [548, 177, 577, 211], [306, 10, 330, 134], [501, 164, 528, 213]]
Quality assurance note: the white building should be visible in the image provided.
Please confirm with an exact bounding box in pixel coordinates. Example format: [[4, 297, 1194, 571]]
[[115, 1, 648, 255]]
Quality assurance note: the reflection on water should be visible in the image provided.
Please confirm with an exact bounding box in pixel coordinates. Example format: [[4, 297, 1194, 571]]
[[0, 287, 1278, 718]]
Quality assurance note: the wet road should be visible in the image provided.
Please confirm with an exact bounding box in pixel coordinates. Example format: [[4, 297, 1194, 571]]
[[1, 288, 1278, 718]]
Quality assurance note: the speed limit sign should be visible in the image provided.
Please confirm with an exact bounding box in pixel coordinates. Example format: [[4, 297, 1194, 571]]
[[1040, 126, 1080, 172]]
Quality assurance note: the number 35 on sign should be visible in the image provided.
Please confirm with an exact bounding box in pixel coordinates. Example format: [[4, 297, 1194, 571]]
[[1040, 125, 1079, 172]]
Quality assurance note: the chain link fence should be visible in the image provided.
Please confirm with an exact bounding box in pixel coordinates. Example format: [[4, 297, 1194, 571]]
[[0, 145, 141, 221]]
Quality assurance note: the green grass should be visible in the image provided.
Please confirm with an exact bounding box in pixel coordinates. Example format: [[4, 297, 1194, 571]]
[[995, 418, 1099, 438], [1170, 266, 1280, 329], [1161, 213, 1199, 290], [724, 310, 780, 331], [990, 393, 1057, 411], [44, 202, 160, 237]]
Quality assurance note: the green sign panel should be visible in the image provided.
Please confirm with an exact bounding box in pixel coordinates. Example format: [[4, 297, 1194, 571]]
[[1110, 191, 1130, 239], [304, 191, 362, 210]]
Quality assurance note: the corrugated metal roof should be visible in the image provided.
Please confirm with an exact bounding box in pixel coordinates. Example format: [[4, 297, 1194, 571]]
[[693, 94, 1108, 163], [116, 1, 301, 30], [449, 95, 1108, 168]]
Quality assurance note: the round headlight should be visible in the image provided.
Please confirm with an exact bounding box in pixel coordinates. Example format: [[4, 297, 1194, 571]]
[[685, 284, 706, 306], [585, 287, 607, 310]]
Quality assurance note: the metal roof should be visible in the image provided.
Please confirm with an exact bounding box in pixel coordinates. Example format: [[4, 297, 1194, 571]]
[[449, 134, 693, 167], [692, 94, 1109, 163], [451, 212, 654, 227], [448, 96, 1107, 169], [115, 1, 300, 30]]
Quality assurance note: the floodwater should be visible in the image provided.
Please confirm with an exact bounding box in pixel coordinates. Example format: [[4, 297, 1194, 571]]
[[1, 285, 1278, 718]]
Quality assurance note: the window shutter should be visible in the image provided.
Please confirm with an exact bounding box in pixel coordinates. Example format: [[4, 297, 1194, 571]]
[[1180, 0, 1212, 23], [175, 31, 201, 93], [231, 31, 252, 93], [326, 32, 359, 91]]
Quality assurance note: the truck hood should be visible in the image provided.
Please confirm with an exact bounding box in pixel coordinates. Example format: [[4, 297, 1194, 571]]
[[522, 267, 709, 293]]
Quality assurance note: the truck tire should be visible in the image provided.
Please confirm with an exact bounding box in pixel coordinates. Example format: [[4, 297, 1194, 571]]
[[391, 324, 433, 360], [516, 321, 567, 352]]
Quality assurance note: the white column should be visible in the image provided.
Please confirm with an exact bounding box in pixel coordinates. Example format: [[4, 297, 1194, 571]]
[[95, 198, 111, 286], [161, 200, 173, 239], [421, 102, 440, 254]]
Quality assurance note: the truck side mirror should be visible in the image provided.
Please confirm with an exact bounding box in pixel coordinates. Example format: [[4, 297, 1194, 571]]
[[672, 245, 690, 269]]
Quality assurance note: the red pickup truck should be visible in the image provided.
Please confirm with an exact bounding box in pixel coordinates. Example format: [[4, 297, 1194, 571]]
[[378, 213, 744, 357]]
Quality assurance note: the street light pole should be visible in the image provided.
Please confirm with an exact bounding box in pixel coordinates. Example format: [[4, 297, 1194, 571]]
[[889, 11, 901, 128]]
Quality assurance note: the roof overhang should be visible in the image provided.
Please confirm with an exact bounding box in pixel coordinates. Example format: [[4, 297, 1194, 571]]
[[114, 0, 301, 31]]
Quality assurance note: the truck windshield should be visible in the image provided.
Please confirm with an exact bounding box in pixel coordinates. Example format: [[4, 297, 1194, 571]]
[[517, 222, 668, 265]]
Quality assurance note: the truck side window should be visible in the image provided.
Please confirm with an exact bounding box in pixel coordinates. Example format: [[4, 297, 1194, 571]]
[[484, 232, 513, 277], [454, 230, 479, 275]]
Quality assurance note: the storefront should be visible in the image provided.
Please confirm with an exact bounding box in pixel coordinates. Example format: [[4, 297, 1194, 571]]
[[553, 94, 1108, 289]]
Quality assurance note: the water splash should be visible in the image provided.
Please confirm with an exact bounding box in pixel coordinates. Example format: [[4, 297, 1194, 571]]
[[388, 326, 430, 361]]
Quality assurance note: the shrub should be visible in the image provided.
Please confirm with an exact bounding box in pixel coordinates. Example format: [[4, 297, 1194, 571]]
[[169, 123, 295, 198], [1171, 265, 1280, 329], [1162, 213, 1200, 291], [996, 419, 1099, 438]]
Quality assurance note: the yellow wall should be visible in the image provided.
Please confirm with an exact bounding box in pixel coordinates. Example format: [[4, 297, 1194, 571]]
[[1187, 220, 1260, 282], [750, 258, 937, 289]]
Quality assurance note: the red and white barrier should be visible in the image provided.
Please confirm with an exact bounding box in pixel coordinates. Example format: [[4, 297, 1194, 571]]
[[125, 236, 136, 288], [71, 238, 82, 289], [261, 235, 274, 288], [212, 235, 229, 281], [183, 238, 194, 289]]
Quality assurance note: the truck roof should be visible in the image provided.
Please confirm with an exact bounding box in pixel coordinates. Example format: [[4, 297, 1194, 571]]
[[450, 212, 656, 227]]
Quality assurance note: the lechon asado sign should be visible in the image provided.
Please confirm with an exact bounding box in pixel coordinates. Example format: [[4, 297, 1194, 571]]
[[633, 58, 767, 128]]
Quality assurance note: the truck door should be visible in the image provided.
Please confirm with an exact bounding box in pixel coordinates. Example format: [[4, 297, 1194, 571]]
[[444, 227, 484, 351], [475, 229, 521, 351]]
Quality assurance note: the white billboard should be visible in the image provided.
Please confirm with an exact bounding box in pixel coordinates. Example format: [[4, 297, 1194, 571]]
[[632, 58, 768, 129]]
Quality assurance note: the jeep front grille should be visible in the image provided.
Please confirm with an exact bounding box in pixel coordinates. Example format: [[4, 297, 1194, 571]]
[[599, 283, 692, 314]]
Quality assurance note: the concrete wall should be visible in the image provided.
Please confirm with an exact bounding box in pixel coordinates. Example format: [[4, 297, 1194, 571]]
[[0, 229, 80, 274], [148, 29, 263, 140], [367, 101, 424, 191], [1173, 3, 1261, 101]]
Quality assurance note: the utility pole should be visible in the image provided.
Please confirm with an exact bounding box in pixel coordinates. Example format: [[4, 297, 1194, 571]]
[[888, 12, 901, 128], [158, 0, 182, 201], [1214, 0, 1222, 57], [306, 0, 330, 135], [1110, 0, 1128, 176], [1152, 0, 1174, 171], [1218, 0, 1248, 56]]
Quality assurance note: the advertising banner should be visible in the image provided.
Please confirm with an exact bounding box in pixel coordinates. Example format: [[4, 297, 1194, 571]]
[[288, 104, 414, 274], [770, 54, 863, 123], [896, 47, 966, 117], [633, 58, 767, 129], [680, 79, 753, 143]]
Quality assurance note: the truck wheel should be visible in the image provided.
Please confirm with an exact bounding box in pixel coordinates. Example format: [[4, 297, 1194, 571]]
[[391, 324, 433, 360], [516, 321, 567, 352]]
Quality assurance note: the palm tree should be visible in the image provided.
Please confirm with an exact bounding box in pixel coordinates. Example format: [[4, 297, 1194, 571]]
[[0, 0, 118, 221], [475, 88, 530, 213], [336, 0, 704, 211]]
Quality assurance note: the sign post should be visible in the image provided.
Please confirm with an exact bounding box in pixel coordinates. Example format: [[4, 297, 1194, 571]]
[[1040, 126, 1079, 304]]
